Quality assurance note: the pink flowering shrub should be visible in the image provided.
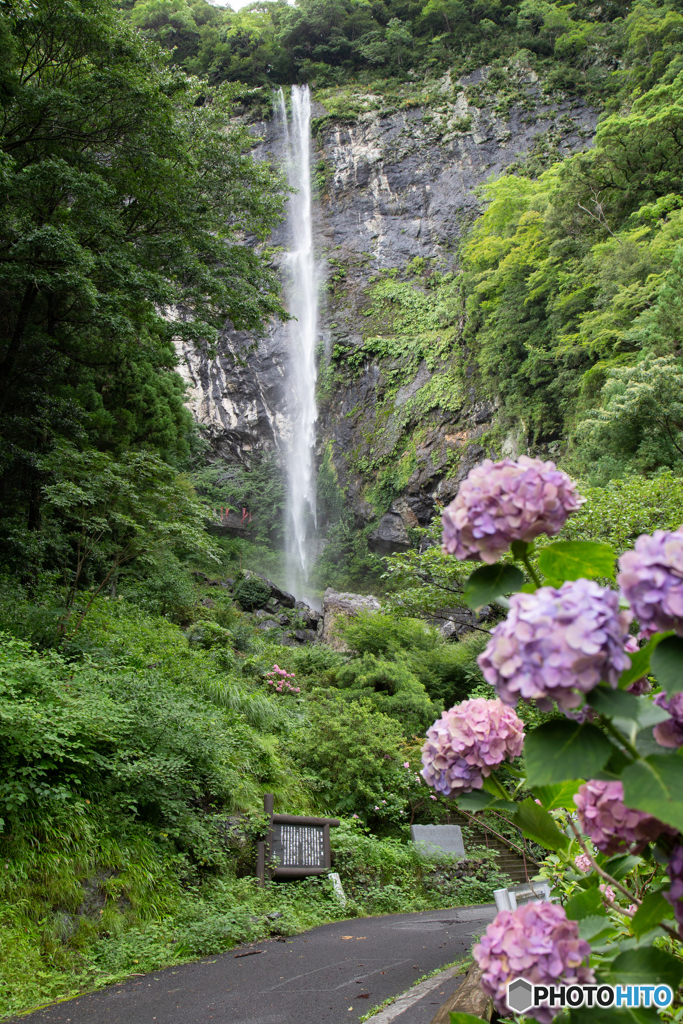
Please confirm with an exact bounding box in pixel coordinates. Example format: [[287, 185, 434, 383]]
[[474, 902, 594, 1023], [574, 853, 591, 872], [654, 691, 683, 748], [599, 883, 616, 904], [477, 579, 632, 709], [618, 530, 683, 638], [441, 456, 584, 563], [574, 780, 671, 854], [264, 664, 300, 694], [421, 697, 524, 796]]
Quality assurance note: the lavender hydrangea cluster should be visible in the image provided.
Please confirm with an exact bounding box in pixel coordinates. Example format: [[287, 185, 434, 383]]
[[474, 902, 594, 1023], [574, 780, 671, 854], [654, 691, 683, 748], [477, 579, 632, 709], [665, 845, 683, 934], [441, 456, 585, 564], [421, 697, 524, 796], [618, 530, 683, 638]]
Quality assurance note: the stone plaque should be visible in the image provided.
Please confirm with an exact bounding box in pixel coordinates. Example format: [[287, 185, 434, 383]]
[[411, 824, 465, 857], [272, 824, 325, 868]]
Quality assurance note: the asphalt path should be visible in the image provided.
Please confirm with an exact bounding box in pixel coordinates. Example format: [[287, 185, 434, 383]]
[[11, 904, 496, 1024]]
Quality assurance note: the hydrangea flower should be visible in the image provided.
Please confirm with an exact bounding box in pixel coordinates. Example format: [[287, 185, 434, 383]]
[[477, 579, 632, 709], [618, 530, 683, 638], [421, 697, 524, 796], [474, 902, 594, 1023], [599, 883, 616, 904], [665, 844, 683, 934], [574, 780, 672, 854], [574, 853, 591, 873], [653, 691, 683, 748], [442, 456, 584, 563]]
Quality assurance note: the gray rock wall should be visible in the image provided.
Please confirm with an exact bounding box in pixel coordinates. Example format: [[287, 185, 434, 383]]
[[178, 68, 598, 536]]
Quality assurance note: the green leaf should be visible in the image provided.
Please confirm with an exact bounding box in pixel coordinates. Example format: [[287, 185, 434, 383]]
[[578, 914, 616, 941], [630, 890, 674, 937], [608, 946, 683, 988], [621, 753, 683, 833], [524, 720, 613, 786], [513, 797, 569, 852], [588, 686, 640, 720], [618, 635, 662, 691], [481, 774, 510, 801], [651, 635, 683, 694], [462, 563, 524, 611], [449, 1015, 489, 1024], [565, 885, 605, 920], [537, 540, 616, 582], [456, 790, 494, 812], [603, 854, 642, 880], [534, 780, 584, 810], [569, 1008, 661, 1023]]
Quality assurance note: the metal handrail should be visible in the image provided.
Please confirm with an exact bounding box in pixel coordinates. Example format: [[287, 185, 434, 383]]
[[455, 808, 536, 883]]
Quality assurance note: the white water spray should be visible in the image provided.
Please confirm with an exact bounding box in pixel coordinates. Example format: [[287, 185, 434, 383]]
[[275, 85, 319, 599]]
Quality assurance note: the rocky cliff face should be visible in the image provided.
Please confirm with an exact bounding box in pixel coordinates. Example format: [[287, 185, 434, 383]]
[[177, 67, 597, 548]]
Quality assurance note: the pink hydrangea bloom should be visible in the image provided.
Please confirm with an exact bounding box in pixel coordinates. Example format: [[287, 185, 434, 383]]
[[442, 456, 584, 564], [403, 761, 410, 768], [421, 698, 524, 796], [665, 844, 683, 934], [618, 530, 683, 638], [478, 579, 632, 709], [599, 883, 616, 904], [574, 853, 591, 873], [654, 691, 683, 748], [574, 780, 672, 854], [474, 902, 594, 1023]]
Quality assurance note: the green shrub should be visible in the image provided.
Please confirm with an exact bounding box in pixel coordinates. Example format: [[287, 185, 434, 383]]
[[233, 575, 271, 611], [328, 653, 442, 735], [339, 610, 441, 657]]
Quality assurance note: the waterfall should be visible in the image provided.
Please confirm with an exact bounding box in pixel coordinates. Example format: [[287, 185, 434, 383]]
[[275, 85, 319, 601]]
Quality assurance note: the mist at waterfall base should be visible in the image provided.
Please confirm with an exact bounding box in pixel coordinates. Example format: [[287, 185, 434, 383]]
[[275, 85, 320, 606]]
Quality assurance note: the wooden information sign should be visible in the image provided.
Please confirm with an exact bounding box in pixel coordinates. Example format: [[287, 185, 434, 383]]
[[256, 794, 340, 885]]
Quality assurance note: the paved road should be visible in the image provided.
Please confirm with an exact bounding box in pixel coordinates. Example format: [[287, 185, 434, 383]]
[[12, 905, 496, 1024]]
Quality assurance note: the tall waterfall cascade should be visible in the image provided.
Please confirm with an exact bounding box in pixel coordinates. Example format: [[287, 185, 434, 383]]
[[275, 85, 319, 601]]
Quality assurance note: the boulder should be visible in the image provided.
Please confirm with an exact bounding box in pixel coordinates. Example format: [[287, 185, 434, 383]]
[[322, 588, 381, 650], [295, 600, 321, 630], [293, 629, 317, 644], [367, 512, 411, 553]]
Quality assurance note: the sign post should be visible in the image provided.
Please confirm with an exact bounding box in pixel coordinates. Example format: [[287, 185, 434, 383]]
[[256, 793, 340, 885]]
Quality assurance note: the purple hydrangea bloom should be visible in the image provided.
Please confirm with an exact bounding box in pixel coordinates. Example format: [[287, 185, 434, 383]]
[[477, 579, 632, 709], [574, 779, 672, 854], [618, 530, 683, 638], [654, 691, 683, 748], [665, 844, 683, 935], [474, 902, 594, 1023], [441, 456, 585, 564], [421, 697, 524, 796]]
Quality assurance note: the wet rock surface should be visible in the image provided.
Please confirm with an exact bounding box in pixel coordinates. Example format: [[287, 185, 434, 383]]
[[177, 71, 598, 528]]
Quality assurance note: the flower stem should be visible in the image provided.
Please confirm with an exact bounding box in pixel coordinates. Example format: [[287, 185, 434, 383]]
[[598, 715, 640, 762], [520, 550, 541, 589], [567, 819, 641, 908]]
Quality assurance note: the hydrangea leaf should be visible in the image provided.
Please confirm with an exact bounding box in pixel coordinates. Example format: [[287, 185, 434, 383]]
[[577, 914, 616, 942], [569, 1007, 661, 1023], [618, 635, 663, 690], [533, 780, 584, 810], [607, 946, 683, 988], [630, 890, 674, 937], [524, 720, 613, 785], [537, 540, 616, 582], [650, 635, 683, 694], [588, 686, 640, 720], [621, 753, 683, 833], [565, 885, 605, 920], [457, 790, 493, 812], [602, 853, 643, 880], [462, 563, 524, 611], [513, 797, 569, 852]]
